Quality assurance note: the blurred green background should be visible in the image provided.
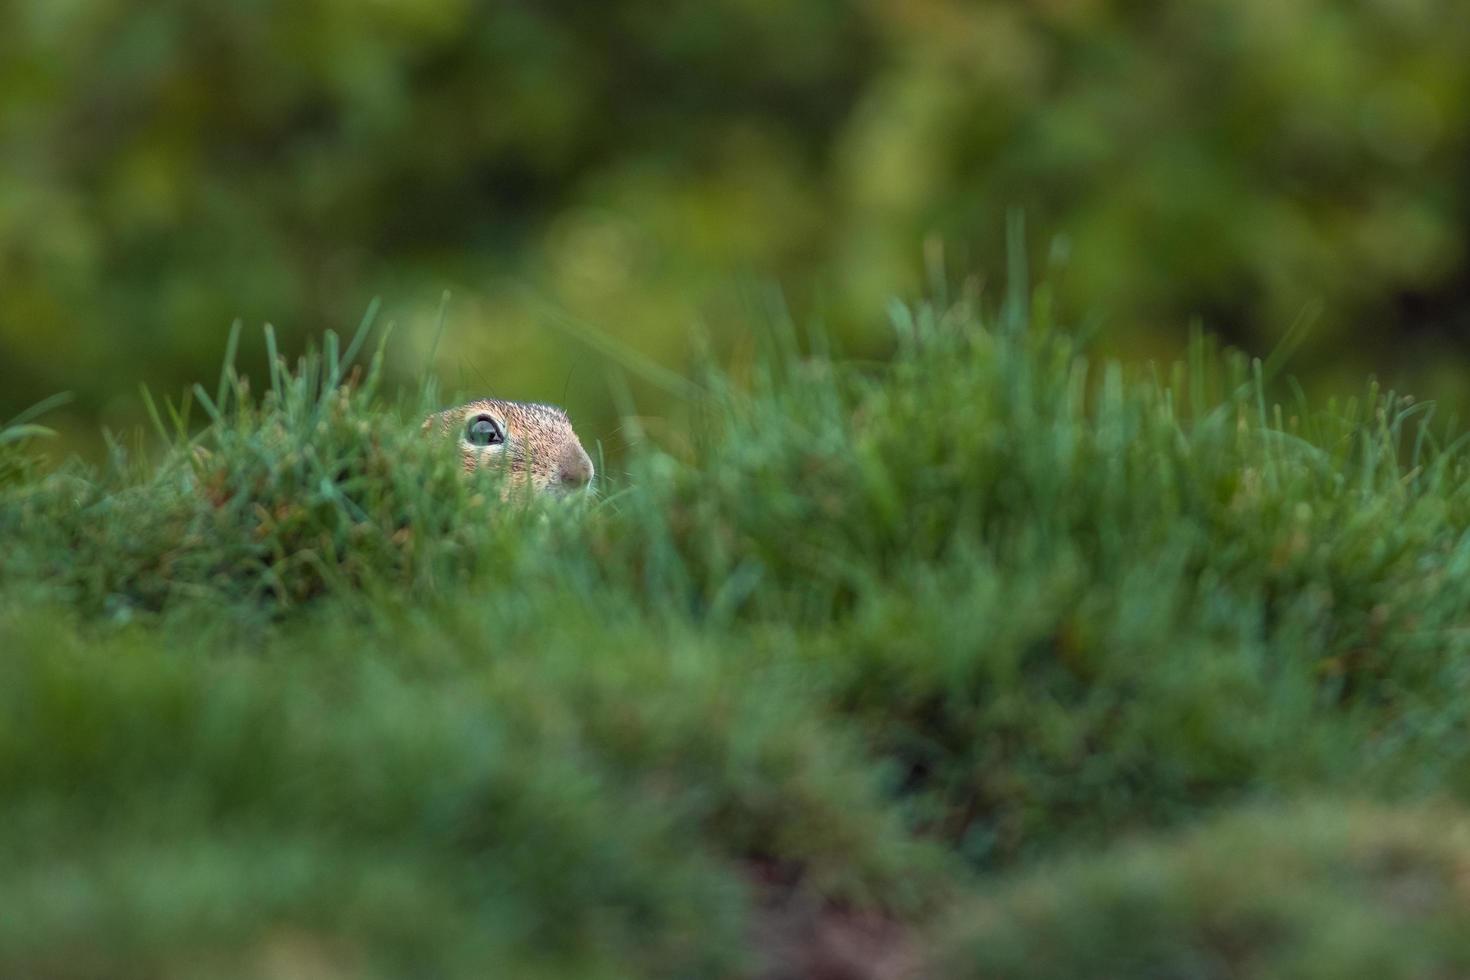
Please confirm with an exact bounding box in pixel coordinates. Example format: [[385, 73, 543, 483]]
[[3, 0, 1469, 452]]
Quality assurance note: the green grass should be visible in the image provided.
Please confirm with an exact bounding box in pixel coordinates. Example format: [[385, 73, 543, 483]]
[[934, 801, 1470, 980], [6, 291, 1470, 977]]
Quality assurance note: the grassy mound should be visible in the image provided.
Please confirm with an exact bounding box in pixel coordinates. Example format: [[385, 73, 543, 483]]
[[935, 802, 1470, 980], [5, 294, 1470, 975]]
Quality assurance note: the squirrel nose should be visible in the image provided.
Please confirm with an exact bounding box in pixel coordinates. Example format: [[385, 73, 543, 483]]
[[559, 445, 594, 489]]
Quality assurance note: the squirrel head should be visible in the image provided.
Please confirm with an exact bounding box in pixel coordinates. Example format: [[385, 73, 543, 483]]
[[422, 398, 594, 497]]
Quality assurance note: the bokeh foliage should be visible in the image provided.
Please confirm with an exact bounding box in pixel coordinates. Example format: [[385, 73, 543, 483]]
[[3, 0, 1469, 447]]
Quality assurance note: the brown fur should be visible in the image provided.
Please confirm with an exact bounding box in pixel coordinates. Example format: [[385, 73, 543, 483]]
[[422, 398, 594, 496]]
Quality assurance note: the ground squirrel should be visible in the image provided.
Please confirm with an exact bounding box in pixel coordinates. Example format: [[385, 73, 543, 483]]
[[422, 398, 594, 496]]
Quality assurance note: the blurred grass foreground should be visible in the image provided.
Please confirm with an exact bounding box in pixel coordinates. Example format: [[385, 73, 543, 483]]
[[10, 289, 1470, 977]]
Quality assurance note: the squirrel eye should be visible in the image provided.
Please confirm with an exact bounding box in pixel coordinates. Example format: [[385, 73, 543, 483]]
[[466, 416, 504, 447]]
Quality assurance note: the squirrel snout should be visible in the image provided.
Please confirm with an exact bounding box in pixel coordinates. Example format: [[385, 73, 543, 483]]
[[559, 444, 594, 490]]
